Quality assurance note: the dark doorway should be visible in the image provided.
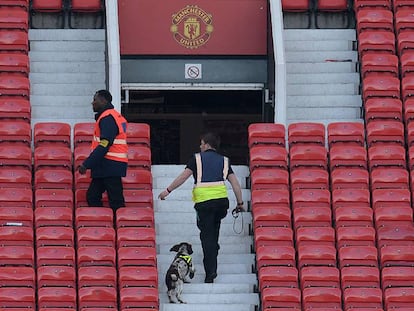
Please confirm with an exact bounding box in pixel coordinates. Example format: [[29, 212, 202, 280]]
[[122, 90, 263, 165]]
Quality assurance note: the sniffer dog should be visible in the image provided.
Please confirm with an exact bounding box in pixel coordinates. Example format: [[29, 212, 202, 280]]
[[165, 242, 195, 303]]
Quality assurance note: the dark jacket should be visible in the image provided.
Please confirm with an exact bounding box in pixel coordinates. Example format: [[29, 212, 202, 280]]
[[82, 103, 128, 178]]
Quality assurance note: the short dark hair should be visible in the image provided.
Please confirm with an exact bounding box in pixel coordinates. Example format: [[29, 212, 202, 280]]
[[201, 132, 220, 149], [95, 90, 112, 103]]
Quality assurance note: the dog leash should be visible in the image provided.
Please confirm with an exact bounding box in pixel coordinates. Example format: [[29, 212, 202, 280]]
[[231, 206, 244, 234]]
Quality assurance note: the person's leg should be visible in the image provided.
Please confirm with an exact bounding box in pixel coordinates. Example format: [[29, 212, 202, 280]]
[[104, 176, 125, 211], [86, 178, 105, 207]]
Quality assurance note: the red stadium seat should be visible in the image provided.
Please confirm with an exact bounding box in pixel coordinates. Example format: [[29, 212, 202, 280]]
[[366, 120, 404, 146], [118, 266, 158, 288], [407, 145, 414, 169], [258, 266, 299, 291], [0, 97, 30, 122], [382, 266, 414, 288], [36, 246, 76, 268], [339, 245, 378, 268], [35, 168, 73, 189], [356, 8, 394, 33], [329, 145, 367, 170], [261, 287, 301, 309], [297, 244, 337, 268], [402, 75, 414, 101], [293, 207, 332, 229], [374, 205, 413, 228], [292, 188, 330, 209], [341, 266, 380, 289], [35, 227, 74, 247], [119, 287, 159, 310], [288, 122, 325, 146], [353, 0, 392, 11], [384, 287, 414, 309], [358, 30, 396, 56], [398, 31, 414, 55], [327, 122, 365, 146], [74, 169, 91, 190], [0, 144, 31, 169], [77, 227, 116, 247], [34, 146, 72, 171], [336, 226, 376, 248], [0, 53, 29, 76], [77, 246, 116, 267], [256, 245, 296, 269], [396, 9, 414, 34], [0, 206, 33, 227], [34, 122, 71, 147], [370, 167, 409, 189], [334, 206, 373, 227], [254, 226, 294, 247], [116, 227, 156, 248], [73, 144, 90, 169], [250, 168, 289, 190], [34, 206, 73, 228], [78, 266, 117, 288], [0, 245, 33, 266], [380, 245, 414, 267], [0, 266, 35, 288], [282, 0, 310, 11], [300, 266, 340, 289], [35, 189, 73, 209], [363, 75, 400, 100], [122, 168, 152, 190], [0, 0, 29, 8], [0, 287, 35, 309], [117, 246, 157, 267], [364, 97, 403, 122], [315, 0, 350, 28], [71, 0, 101, 11], [37, 287, 76, 309], [394, 0, 414, 12], [372, 188, 411, 211], [377, 225, 414, 248], [343, 287, 383, 309], [368, 144, 406, 169], [115, 206, 155, 228], [32, 0, 63, 11], [289, 145, 327, 170], [302, 287, 342, 309], [127, 145, 151, 169], [251, 189, 291, 227], [295, 226, 335, 247], [361, 53, 399, 78], [75, 207, 114, 228], [78, 286, 117, 309], [0, 75, 29, 97], [404, 97, 414, 124], [126, 122, 150, 146], [330, 167, 369, 190], [37, 266, 76, 288], [0, 120, 30, 145], [290, 168, 329, 190], [0, 225, 33, 246], [401, 51, 414, 77], [249, 145, 288, 170], [0, 29, 28, 52], [0, 7, 28, 30], [73, 122, 94, 147], [0, 188, 32, 208], [124, 189, 153, 208], [0, 167, 31, 188], [248, 123, 286, 147], [332, 188, 371, 210]]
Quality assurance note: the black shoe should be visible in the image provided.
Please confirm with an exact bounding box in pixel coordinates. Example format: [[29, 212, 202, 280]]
[[204, 272, 217, 283]]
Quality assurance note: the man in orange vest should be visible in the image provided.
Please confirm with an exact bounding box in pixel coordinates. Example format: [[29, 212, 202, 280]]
[[78, 90, 128, 211]]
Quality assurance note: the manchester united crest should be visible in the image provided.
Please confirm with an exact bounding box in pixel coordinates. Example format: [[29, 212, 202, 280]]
[[170, 5, 213, 49]]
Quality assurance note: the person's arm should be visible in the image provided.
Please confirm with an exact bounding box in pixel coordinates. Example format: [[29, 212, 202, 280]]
[[227, 173, 244, 211], [158, 168, 193, 200]]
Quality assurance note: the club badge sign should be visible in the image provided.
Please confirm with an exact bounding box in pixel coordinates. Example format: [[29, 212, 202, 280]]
[[170, 5, 213, 49]]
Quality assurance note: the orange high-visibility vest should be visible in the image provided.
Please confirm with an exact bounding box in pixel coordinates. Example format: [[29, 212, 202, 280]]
[[91, 109, 128, 163]]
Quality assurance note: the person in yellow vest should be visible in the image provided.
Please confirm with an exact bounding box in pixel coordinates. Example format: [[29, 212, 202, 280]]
[[78, 90, 128, 211], [158, 132, 244, 283]]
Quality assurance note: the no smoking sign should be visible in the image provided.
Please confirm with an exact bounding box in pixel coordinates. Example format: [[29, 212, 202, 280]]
[[185, 64, 202, 80]]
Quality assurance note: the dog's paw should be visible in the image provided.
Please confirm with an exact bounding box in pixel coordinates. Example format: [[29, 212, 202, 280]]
[[189, 271, 195, 279]]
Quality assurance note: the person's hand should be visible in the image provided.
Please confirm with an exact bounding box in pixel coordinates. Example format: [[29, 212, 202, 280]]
[[158, 189, 170, 200], [78, 165, 87, 175]]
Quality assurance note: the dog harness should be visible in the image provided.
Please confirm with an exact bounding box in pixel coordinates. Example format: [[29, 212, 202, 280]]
[[179, 254, 192, 264]]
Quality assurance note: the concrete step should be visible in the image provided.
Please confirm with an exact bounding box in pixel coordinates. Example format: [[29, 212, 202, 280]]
[[158, 282, 255, 293], [159, 293, 259, 304], [153, 176, 248, 189], [30, 103, 94, 121], [152, 189, 252, 202], [284, 29, 356, 41], [155, 212, 252, 225], [287, 95, 362, 108], [29, 73, 105, 84], [288, 73, 360, 84], [156, 223, 251, 236], [287, 106, 361, 120], [151, 165, 250, 178], [157, 254, 255, 265], [157, 242, 252, 255], [154, 199, 250, 212], [287, 62, 356, 73], [29, 29, 105, 41], [30, 41, 105, 52], [161, 303, 255, 311], [287, 118, 364, 126], [30, 95, 92, 106], [30, 61, 105, 73], [29, 51, 105, 62], [157, 263, 253, 275], [156, 234, 253, 246], [31, 83, 104, 96], [286, 51, 357, 63], [287, 83, 358, 96], [159, 274, 257, 287], [284, 40, 354, 51]]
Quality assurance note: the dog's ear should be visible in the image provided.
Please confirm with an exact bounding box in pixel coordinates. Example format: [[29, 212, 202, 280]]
[[187, 243, 193, 255], [170, 244, 180, 252]]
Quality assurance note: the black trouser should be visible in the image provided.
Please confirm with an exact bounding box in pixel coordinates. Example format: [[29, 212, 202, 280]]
[[194, 198, 229, 277], [87, 176, 125, 210]]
